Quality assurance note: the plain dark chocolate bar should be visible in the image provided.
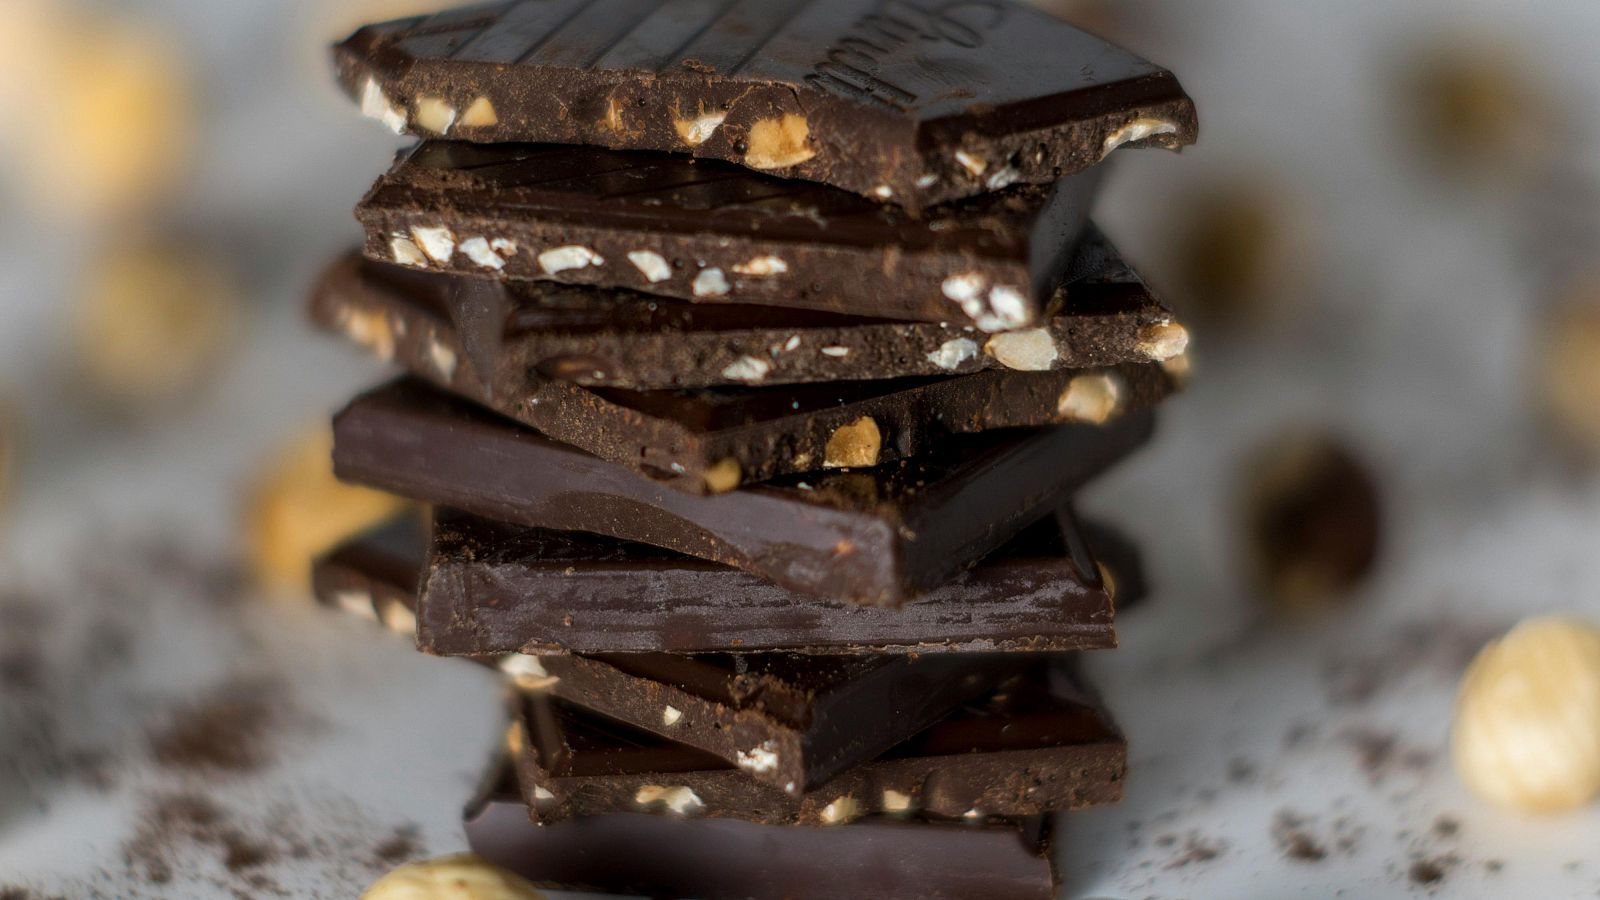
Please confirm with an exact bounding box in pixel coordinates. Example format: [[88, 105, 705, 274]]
[[335, 0, 1196, 211], [467, 790, 1057, 900], [312, 250, 1173, 492], [511, 663, 1125, 825], [332, 377, 1155, 604], [314, 223, 1189, 390], [531, 651, 1028, 793], [357, 141, 1102, 331], [420, 507, 1136, 655]]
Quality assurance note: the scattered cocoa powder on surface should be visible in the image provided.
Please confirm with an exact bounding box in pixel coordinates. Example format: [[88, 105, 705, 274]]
[[146, 677, 289, 774]]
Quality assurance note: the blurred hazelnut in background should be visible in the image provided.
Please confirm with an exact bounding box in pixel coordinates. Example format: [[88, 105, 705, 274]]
[[1536, 275, 1600, 459], [1240, 429, 1382, 614], [245, 427, 411, 594], [0, 0, 194, 223], [68, 241, 239, 415], [1452, 617, 1600, 812], [362, 854, 547, 900], [1166, 180, 1313, 327], [1396, 32, 1557, 187]]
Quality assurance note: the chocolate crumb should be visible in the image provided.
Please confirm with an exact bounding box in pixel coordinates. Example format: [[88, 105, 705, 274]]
[[1410, 858, 1446, 885], [1161, 832, 1226, 869], [146, 677, 288, 774], [1485, 860, 1504, 873], [374, 825, 422, 865], [1432, 815, 1460, 838], [1272, 810, 1327, 862]]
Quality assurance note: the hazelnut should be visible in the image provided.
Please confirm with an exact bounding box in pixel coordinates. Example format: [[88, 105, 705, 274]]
[[1398, 34, 1554, 182], [672, 107, 726, 146], [413, 95, 457, 135], [744, 114, 815, 170], [824, 417, 883, 469], [1537, 287, 1600, 456], [70, 241, 237, 412], [459, 96, 499, 128], [244, 427, 410, 592], [1452, 617, 1600, 812], [1171, 181, 1308, 324], [3, 5, 193, 221], [1240, 430, 1381, 611], [1056, 373, 1123, 424], [361, 854, 546, 900], [703, 457, 743, 494], [984, 328, 1059, 371]]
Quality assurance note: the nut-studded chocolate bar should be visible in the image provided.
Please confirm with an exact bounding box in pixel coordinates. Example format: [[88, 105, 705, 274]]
[[356, 141, 1102, 331], [510, 662, 1125, 826], [467, 787, 1059, 899], [421, 507, 1139, 655], [313, 224, 1188, 390], [526, 651, 1029, 793], [314, 508, 1144, 655], [312, 247, 1174, 493], [331, 377, 1155, 604], [335, 0, 1196, 211]]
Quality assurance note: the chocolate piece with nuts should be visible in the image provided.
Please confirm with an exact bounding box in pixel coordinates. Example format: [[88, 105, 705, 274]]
[[356, 141, 1104, 331], [467, 784, 1058, 900], [311, 250, 1173, 492], [317, 507, 1139, 653], [510, 662, 1125, 825], [314, 224, 1187, 389], [334, 0, 1195, 211], [331, 378, 1155, 604], [525, 651, 1030, 793]]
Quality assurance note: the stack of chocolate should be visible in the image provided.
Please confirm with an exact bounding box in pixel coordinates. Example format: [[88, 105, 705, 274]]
[[311, 2, 1196, 897]]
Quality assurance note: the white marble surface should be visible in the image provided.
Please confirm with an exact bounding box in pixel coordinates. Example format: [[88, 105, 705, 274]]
[[3, 0, 1600, 897]]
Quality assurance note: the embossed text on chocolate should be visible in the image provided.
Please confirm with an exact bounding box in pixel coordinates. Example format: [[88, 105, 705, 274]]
[[805, 1, 1008, 110]]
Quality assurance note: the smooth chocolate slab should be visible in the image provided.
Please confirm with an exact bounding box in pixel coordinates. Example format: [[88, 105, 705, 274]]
[[512, 663, 1125, 825], [332, 377, 1155, 603], [420, 507, 1134, 654], [467, 795, 1056, 900], [532, 651, 1027, 792], [335, 0, 1196, 211], [313, 224, 1189, 389], [357, 141, 1102, 331], [313, 250, 1173, 492]]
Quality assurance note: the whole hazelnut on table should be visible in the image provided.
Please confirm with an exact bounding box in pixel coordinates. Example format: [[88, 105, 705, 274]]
[[1452, 617, 1600, 812], [363, 854, 546, 899]]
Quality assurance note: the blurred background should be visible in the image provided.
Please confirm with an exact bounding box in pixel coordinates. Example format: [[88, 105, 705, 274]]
[[1, 0, 1599, 897]]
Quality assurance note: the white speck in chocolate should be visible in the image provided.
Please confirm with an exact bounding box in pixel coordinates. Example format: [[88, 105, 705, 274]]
[[497, 654, 559, 692], [360, 77, 407, 134], [985, 165, 1021, 190], [1137, 320, 1191, 361], [927, 338, 979, 371], [662, 705, 682, 726], [736, 743, 780, 775], [985, 328, 1058, 370], [460, 96, 499, 128], [490, 238, 518, 256], [410, 226, 456, 264], [721, 355, 771, 383], [941, 273, 986, 303], [531, 786, 556, 802], [459, 237, 505, 270], [333, 589, 376, 623], [538, 245, 605, 274], [872, 184, 894, 199], [954, 150, 987, 176], [1103, 116, 1180, 155], [819, 796, 861, 825], [732, 255, 788, 276], [986, 286, 1029, 328], [1058, 372, 1125, 424], [673, 110, 726, 146], [820, 346, 850, 357], [635, 785, 705, 816], [413, 96, 457, 135], [782, 334, 801, 352], [626, 250, 672, 283], [389, 234, 425, 267], [426, 337, 457, 381], [881, 789, 913, 813], [916, 173, 939, 188], [692, 267, 731, 297]]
